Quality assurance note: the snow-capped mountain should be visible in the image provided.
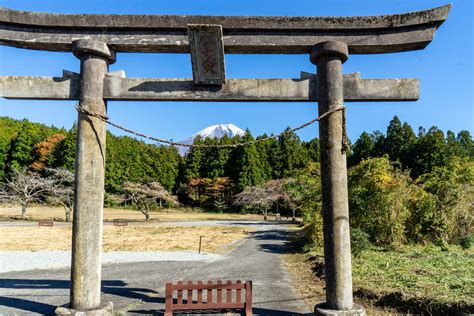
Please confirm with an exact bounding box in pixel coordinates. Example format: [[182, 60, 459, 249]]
[[176, 124, 246, 156]]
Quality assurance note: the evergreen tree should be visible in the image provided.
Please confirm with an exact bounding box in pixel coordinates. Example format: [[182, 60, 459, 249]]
[[457, 130, 474, 158], [399, 122, 416, 167], [411, 126, 449, 178], [232, 131, 267, 191], [304, 138, 320, 162], [184, 136, 204, 182], [48, 124, 77, 171], [254, 134, 273, 181], [200, 136, 232, 179], [371, 130, 386, 157], [266, 137, 283, 179], [4, 120, 36, 177], [446, 130, 462, 158], [349, 132, 374, 166], [385, 116, 404, 162], [279, 128, 308, 177]]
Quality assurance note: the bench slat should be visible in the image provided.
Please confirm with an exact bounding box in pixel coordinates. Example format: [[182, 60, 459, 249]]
[[173, 302, 245, 310], [177, 281, 183, 305], [207, 280, 213, 304], [226, 280, 232, 303], [197, 281, 203, 304], [236, 280, 242, 304], [173, 283, 245, 290], [246, 281, 253, 316], [187, 281, 193, 305], [165, 283, 173, 316], [217, 280, 222, 304]]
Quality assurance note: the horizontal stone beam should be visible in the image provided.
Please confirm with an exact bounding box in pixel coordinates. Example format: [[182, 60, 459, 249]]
[[0, 73, 419, 102], [0, 5, 450, 54]]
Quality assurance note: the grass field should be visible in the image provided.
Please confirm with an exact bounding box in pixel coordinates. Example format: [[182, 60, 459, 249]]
[[0, 205, 269, 222], [0, 225, 252, 253], [284, 242, 474, 314]]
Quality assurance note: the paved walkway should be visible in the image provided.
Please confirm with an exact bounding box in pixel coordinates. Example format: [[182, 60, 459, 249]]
[[0, 221, 313, 315]]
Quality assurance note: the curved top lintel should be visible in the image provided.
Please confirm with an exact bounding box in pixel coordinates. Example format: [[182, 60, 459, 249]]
[[0, 5, 451, 30], [0, 5, 451, 54]]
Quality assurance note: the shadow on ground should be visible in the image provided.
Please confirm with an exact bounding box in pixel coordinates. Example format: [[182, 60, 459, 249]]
[[0, 276, 313, 316], [0, 278, 162, 315]]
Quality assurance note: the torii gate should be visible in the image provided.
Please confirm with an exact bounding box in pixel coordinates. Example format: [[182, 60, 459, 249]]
[[0, 5, 450, 315]]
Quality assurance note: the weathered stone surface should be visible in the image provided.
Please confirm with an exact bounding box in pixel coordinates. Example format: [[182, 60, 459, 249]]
[[188, 24, 226, 85], [315, 302, 366, 315], [71, 41, 109, 310], [55, 301, 113, 316], [0, 5, 450, 30], [311, 41, 357, 311], [0, 73, 419, 102], [0, 5, 450, 54], [72, 39, 116, 64]]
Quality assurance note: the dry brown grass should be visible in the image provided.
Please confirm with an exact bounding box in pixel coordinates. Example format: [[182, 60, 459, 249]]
[[0, 226, 251, 253], [0, 205, 267, 222]]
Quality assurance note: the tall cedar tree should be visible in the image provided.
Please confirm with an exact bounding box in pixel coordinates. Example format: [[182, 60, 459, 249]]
[[232, 131, 267, 191], [279, 128, 308, 177], [4, 120, 36, 177]]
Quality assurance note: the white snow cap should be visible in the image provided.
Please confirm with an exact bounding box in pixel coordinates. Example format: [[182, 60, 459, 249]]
[[176, 124, 246, 156]]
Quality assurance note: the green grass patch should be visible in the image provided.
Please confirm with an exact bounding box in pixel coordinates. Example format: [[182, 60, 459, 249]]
[[354, 245, 473, 306], [309, 244, 473, 312]]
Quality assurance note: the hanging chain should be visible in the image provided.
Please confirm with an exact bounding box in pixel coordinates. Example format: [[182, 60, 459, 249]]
[[75, 104, 347, 149]]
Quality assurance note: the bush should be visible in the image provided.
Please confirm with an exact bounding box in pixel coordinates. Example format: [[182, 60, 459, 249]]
[[419, 158, 474, 243], [459, 235, 472, 250], [351, 228, 371, 257], [348, 157, 415, 245]]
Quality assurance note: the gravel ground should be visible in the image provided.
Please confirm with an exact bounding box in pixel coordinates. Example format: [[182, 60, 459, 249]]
[[0, 251, 222, 273], [0, 221, 311, 315]]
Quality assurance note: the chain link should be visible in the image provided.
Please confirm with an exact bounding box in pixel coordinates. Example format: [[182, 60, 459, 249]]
[[75, 104, 346, 149]]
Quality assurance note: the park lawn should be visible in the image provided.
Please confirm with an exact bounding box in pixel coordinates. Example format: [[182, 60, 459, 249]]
[[284, 244, 473, 314], [0, 226, 252, 253], [0, 205, 268, 222]]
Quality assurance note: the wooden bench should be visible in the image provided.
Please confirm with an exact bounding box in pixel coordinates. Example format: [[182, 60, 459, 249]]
[[165, 280, 252, 316]]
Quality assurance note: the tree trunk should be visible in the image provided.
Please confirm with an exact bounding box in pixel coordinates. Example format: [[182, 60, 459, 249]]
[[140, 207, 150, 221], [65, 206, 72, 222], [21, 203, 27, 218], [263, 209, 268, 221], [292, 209, 296, 222]]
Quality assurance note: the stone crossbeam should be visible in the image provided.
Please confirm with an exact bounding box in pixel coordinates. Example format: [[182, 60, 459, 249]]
[[0, 73, 418, 102], [0, 5, 450, 54]]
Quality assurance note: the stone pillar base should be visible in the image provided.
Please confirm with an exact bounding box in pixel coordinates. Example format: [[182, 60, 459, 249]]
[[314, 302, 366, 316], [55, 301, 113, 316]]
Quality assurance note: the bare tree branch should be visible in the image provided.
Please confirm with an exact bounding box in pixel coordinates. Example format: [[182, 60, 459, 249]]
[[119, 181, 178, 221], [0, 168, 51, 218]]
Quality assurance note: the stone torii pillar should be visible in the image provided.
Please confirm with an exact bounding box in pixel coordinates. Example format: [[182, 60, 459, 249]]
[[57, 40, 116, 315], [310, 41, 364, 315]]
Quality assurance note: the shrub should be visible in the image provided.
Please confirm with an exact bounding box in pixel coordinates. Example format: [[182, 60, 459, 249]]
[[351, 228, 371, 257], [459, 235, 472, 250], [419, 158, 474, 243], [348, 157, 415, 245]]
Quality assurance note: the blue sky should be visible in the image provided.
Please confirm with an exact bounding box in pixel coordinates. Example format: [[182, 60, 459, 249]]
[[0, 0, 472, 142]]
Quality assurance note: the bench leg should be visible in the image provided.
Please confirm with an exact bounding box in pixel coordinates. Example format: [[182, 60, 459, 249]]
[[245, 281, 252, 316], [165, 283, 173, 316]]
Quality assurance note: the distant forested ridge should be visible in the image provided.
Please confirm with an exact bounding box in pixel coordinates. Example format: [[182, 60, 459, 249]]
[[1, 115, 472, 209]]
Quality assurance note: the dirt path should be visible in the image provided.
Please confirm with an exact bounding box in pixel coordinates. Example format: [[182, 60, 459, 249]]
[[0, 221, 312, 315]]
